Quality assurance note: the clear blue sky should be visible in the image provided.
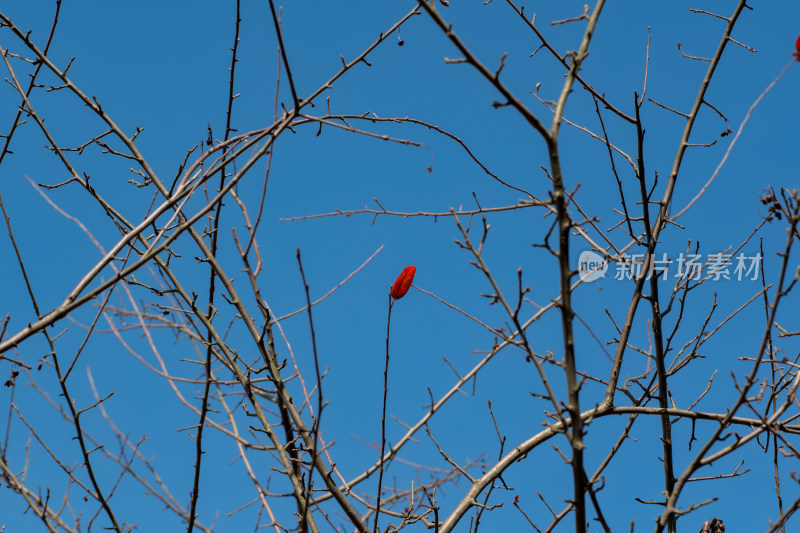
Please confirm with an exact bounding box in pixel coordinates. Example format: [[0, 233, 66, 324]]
[[1, 1, 800, 531]]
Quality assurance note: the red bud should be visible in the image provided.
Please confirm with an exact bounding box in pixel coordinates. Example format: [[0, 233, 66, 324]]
[[795, 34, 800, 61], [390, 266, 416, 299]]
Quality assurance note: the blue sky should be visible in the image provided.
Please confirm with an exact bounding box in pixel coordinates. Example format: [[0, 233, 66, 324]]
[[1, 1, 800, 531]]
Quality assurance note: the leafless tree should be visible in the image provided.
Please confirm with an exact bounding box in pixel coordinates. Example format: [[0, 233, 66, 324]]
[[1, 1, 799, 532]]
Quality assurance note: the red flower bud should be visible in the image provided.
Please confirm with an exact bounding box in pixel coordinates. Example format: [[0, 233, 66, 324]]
[[390, 266, 416, 299], [795, 34, 800, 61]]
